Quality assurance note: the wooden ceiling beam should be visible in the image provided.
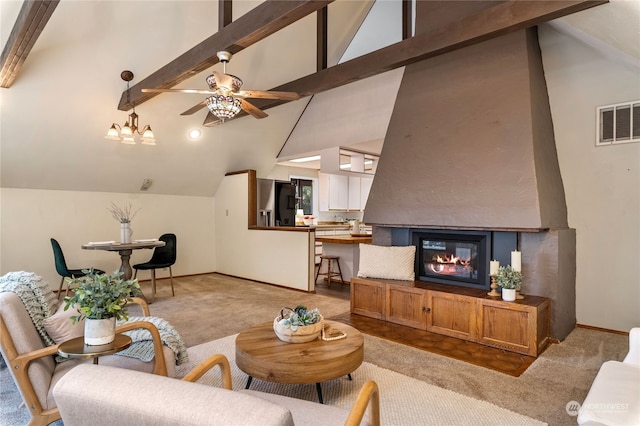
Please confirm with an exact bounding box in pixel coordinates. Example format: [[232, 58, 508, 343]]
[[317, 7, 328, 71], [219, 0, 232, 30], [402, 0, 412, 41], [0, 0, 59, 88], [204, 0, 607, 125], [118, 0, 334, 111]]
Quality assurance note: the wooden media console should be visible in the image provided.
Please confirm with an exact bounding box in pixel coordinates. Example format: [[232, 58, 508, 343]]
[[351, 277, 550, 357]]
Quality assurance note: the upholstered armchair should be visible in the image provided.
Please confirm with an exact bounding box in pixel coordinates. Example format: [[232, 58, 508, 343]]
[[0, 291, 176, 426], [54, 354, 381, 426]]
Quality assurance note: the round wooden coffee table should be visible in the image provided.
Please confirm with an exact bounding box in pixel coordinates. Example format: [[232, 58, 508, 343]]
[[235, 320, 364, 403]]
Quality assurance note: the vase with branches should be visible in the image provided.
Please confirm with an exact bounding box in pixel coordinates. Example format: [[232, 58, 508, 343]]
[[108, 202, 139, 223], [108, 202, 139, 243]]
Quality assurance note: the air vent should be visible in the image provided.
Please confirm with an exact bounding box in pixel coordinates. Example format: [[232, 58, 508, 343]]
[[597, 100, 640, 146], [140, 178, 153, 191]]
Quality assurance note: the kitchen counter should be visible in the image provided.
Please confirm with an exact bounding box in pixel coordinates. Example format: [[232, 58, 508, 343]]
[[315, 234, 372, 244], [316, 234, 372, 285]]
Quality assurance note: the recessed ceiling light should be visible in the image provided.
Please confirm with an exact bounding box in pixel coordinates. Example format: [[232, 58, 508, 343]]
[[188, 129, 202, 140], [290, 155, 321, 163]]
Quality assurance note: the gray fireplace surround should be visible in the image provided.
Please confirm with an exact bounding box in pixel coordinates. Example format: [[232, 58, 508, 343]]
[[363, 26, 576, 341]]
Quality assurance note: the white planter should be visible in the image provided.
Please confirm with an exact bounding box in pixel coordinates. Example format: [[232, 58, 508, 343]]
[[501, 288, 517, 302], [273, 317, 323, 343], [120, 222, 133, 244], [84, 317, 116, 345]]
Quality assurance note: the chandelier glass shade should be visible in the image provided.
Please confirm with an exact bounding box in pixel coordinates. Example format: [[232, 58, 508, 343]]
[[105, 111, 156, 145], [206, 95, 242, 120]]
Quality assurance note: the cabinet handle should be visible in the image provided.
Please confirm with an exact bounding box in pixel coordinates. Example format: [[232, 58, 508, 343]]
[[422, 307, 431, 313]]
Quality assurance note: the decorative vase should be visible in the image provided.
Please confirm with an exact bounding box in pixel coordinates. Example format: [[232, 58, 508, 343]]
[[273, 316, 323, 343], [501, 288, 516, 302], [120, 222, 133, 244], [84, 317, 116, 346]]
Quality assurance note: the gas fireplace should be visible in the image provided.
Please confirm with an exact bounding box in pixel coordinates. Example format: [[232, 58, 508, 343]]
[[411, 230, 491, 290]]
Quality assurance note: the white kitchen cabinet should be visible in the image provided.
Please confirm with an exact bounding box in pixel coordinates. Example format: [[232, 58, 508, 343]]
[[348, 176, 361, 211], [319, 173, 348, 211], [319, 173, 329, 211], [319, 173, 373, 212], [360, 177, 373, 210]]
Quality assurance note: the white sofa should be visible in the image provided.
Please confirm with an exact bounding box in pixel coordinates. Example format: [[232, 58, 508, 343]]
[[577, 328, 640, 425], [53, 355, 380, 426]]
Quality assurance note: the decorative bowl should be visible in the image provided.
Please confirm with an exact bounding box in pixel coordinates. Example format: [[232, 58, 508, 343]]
[[273, 316, 323, 343]]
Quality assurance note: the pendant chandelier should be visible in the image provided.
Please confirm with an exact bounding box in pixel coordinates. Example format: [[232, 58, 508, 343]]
[[105, 71, 156, 145]]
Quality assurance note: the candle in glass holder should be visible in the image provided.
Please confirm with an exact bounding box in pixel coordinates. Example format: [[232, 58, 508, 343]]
[[511, 251, 521, 272], [489, 260, 500, 275]]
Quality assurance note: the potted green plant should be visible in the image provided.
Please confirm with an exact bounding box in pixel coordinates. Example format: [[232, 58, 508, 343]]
[[273, 305, 323, 343], [63, 270, 141, 345], [496, 265, 522, 302]]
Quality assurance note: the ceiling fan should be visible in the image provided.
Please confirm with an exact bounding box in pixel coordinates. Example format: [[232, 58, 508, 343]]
[[142, 51, 300, 121]]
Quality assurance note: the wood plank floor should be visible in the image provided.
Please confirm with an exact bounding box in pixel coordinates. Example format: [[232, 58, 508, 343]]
[[316, 282, 538, 377]]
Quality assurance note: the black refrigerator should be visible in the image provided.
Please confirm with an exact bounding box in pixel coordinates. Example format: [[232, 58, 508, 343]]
[[274, 181, 296, 226]]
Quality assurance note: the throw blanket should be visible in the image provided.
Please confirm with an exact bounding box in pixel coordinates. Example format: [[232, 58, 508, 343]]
[[118, 316, 189, 365], [0, 271, 189, 365], [0, 271, 59, 347]]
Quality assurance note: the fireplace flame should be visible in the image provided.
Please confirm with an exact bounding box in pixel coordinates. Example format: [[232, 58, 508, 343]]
[[428, 253, 471, 274]]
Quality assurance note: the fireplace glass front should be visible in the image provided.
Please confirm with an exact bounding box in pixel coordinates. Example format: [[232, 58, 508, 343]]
[[412, 231, 490, 290]]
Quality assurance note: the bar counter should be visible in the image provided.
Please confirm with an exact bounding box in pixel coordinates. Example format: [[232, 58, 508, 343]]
[[315, 234, 372, 244], [316, 234, 372, 284]]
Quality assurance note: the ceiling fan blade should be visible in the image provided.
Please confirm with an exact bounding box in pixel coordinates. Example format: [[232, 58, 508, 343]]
[[181, 100, 207, 116], [241, 99, 268, 119], [236, 90, 300, 101], [142, 88, 219, 95]]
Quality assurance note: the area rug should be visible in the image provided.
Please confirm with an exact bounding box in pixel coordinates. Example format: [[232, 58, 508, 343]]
[[176, 334, 547, 426]]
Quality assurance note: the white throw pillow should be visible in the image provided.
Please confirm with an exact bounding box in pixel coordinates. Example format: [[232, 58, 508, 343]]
[[357, 244, 416, 281], [43, 303, 84, 344]]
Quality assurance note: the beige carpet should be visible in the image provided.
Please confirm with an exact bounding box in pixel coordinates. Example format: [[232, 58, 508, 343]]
[[1, 273, 630, 425], [176, 334, 546, 426]]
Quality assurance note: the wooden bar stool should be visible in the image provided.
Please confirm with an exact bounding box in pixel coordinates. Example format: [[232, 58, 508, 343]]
[[315, 255, 344, 287]]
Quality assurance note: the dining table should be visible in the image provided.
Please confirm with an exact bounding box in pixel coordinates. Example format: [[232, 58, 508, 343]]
[[82, 240, 165, 280]]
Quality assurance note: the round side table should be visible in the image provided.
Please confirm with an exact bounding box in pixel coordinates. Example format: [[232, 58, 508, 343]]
[[58, 333, 132, 364]]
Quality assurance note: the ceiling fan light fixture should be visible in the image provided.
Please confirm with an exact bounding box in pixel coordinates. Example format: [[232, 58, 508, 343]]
[[206, 73, 243, 92], [143, 50, 298, 121], [206, 94, 242, 120]]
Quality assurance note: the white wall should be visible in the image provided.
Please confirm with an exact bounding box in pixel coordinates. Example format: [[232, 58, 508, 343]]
[[214, 172, 314, 291], [0, 189, 216, 289], [539, 23, 640, 331]]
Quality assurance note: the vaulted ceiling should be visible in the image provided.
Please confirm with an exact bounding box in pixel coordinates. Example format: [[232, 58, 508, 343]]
[[1, 0, 636, 197]]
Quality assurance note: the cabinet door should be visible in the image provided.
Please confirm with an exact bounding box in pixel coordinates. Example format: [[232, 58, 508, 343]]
[[348, 176, 361, 211], [360, 177, 373, 210], [425, 291, 477, 341], [476, 298, 549, 356], [319, 173, 349, 211], [318, 173, 330, 211], [329, 174, 349, 210], [386, 285, 427, 329], [350, 278, 385, 320]]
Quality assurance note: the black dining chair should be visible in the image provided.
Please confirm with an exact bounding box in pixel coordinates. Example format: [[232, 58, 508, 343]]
[[50, 238, 105, 300], [133, 233, 177, 303]]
